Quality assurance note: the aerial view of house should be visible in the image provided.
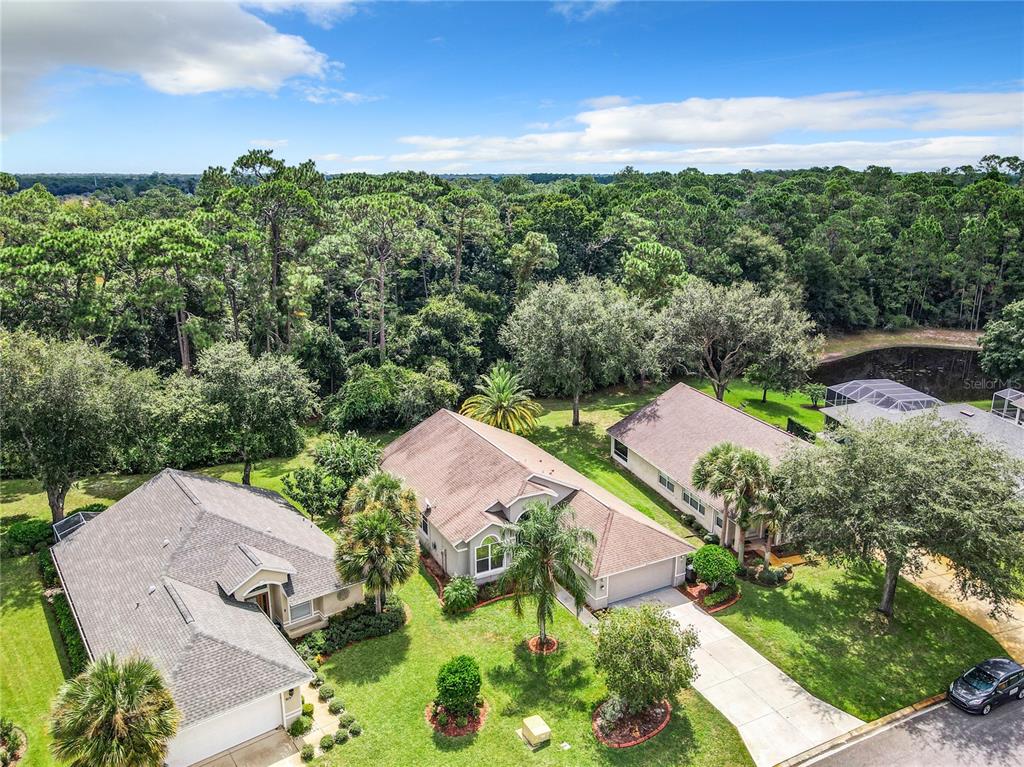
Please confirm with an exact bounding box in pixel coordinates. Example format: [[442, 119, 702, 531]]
[[50, 469, 362, 767], [382, 409, 694, 609]]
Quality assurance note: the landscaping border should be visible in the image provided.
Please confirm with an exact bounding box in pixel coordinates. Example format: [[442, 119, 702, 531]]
[[591, 699, 672, 748], [424, 700, 490, 738]]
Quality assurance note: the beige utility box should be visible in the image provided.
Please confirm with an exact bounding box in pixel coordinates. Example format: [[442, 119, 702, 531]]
[[521, 715, 551, 747]]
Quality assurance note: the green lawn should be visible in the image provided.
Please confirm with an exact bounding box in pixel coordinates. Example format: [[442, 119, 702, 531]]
[[0, 556, 70, 767], [317, 569, 752, 767], [715, 560, 1009, 721]]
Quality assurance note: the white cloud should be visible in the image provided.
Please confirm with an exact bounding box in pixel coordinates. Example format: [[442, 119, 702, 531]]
[[580, 95, 633, 109], [297, 84, 380, 105], [1, 1, 331, 135], [387, 89, 1023, 171], [250, 138, 289, 149], [552, 1, 619, 22], [246, 1, 358, 30]]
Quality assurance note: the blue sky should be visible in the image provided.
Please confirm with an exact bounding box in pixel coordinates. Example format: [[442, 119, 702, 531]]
[[2, 1, 1022, 173]]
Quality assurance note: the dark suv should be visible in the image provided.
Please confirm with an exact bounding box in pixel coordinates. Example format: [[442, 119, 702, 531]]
[[948, 658, 1024, 715]]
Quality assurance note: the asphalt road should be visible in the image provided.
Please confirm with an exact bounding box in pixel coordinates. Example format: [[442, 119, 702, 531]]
[[807, 700, 1024, 767]]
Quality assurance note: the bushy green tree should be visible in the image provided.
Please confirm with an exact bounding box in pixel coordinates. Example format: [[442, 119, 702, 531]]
[[435, 655, 481, 716], [690, 544, 738, 592], [980, 299, 1024, 386]]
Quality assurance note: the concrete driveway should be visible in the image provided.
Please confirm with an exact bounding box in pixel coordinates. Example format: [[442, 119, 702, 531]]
[[196, 730, 300, 767], [614, 589, 863, 767]]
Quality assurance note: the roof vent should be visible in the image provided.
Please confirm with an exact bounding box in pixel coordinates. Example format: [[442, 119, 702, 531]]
[[960, 410, 974, 417], [161, 538, 170, 547], [147, 584, 156, 595]]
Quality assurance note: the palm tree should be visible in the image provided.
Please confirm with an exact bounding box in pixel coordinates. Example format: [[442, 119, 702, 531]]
[[755, 473, 790, 569], [460, 363, 542, 434], [336, 495, 419, 614], [344, 470, 418, 527], [50, 654, 179, 767], [692, 443, 772, 563], [499, 501, 596, 650]]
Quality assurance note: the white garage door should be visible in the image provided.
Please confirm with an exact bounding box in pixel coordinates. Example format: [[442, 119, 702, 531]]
[[607, 558, 676, 603], [165, 692, 282, 767]]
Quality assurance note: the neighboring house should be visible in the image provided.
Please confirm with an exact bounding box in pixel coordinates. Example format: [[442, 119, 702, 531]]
[[51, 469, 363, 767], [821, 380, 1024, 460], [606, 383, 799, 547], [381, 409, 695, 609]]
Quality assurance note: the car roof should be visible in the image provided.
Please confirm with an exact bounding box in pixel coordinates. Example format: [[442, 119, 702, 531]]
[[977, 658, 1024, 677]]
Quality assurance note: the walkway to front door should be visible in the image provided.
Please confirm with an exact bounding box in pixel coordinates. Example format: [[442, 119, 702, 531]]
[[612, 588, 863, 767]]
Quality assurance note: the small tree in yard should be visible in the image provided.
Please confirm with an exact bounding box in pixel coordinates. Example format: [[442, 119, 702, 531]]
[[691, 545, 737, 592], [801, 382, 827, 408], [779, 414, 1024, 618], [283, 433, 381, 521], [435, 655, 482, 717], [596, 605, 698, 714]]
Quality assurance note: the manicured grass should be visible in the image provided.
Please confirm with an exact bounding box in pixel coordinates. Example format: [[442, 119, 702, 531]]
[[0, 556, 71, 767], [317, 569, 753, 767], [682, 377, 825, 433], [715, 560, 1009, 721]]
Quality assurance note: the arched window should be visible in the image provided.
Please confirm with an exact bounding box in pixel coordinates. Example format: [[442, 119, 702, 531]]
[[474, 535, 503, 574]]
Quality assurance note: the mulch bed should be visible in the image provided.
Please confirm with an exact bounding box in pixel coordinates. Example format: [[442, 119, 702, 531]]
[[592, 699, 671, 748], [425, 701, 489, 737], [526, 635, 559, 655], [677, 583, 741, 613], [421, 554, 514, 612]]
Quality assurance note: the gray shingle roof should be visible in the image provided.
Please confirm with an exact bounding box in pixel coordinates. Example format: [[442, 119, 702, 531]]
[[381, 410, 693, 577], [50, 470, 332, 725]]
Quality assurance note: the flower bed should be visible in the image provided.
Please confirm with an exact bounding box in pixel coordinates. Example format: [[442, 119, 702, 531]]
[[425, 700, 489, 737], [295, 595, 406, 664], [678, 582, 742, 613], [592, 699, 671, 748], [526, 635, 559, 655]]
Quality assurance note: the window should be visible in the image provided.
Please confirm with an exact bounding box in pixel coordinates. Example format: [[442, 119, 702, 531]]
[[715, 514, 724, 530], [290, 600, 312, 622], [474, 535, 503, 574], [658, 473, 675, 493], [681, 488, 705, 515], [613, 439, 628, 461], [420, 513, 429, 535]]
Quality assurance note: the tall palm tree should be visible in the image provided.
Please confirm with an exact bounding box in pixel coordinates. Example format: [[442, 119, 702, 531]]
[[345, 470, 418, 527], [460, 362, 542, 434], [692, 442, 772, 563], [755, 473, 790, 568], [50, 654, 179, 767], [499, 501, 596, 649], [336, 501, 419, 614]]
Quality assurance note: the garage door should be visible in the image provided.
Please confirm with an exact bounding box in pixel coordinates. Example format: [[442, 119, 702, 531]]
[[607, 558, 676, 603], [165, 692, 283, 767]]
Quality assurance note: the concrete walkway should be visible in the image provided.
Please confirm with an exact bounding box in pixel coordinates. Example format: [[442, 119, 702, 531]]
[[907, 556, 1024, 662], [555, 583, 598, 627], [614, 589, 863, 767]]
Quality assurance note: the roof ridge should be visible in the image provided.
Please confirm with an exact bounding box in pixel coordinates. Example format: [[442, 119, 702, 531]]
[[441, 410, 535, 473], [591, 505, 616, 575], [678, 383, 799, 441], [166, 468, 203, 506], [195, 610, 311, 678]]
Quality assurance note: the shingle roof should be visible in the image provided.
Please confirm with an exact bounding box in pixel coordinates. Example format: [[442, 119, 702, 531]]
[[607, 383, 799, 509], [51, 470, 329, 725], [381, 410, 693, 577]]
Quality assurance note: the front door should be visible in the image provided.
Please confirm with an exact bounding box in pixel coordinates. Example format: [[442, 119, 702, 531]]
[[248, 591, 271, 618]]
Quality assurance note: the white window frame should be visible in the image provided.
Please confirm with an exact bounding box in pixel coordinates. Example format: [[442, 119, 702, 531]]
[[658, 473, 675, 493], [289, 600, 313, 622], [474, 535, 504, 576]]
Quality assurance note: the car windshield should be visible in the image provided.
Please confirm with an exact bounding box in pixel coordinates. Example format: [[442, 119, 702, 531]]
[[963, 667, 997, 692]]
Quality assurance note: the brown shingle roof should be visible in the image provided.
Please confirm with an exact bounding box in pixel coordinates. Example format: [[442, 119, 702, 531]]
[[380, 410, 693, 577], [607, 383, 799, 508]]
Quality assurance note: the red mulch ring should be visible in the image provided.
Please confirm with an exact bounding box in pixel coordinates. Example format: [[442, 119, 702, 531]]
[[425, 701, 489, 737], [526, 635, 559, 655], [592, 699, 671, 748], [702, 590, 741, 613]]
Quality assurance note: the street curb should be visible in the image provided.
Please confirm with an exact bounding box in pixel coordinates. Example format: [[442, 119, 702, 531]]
[[773, 693, 947, 767]]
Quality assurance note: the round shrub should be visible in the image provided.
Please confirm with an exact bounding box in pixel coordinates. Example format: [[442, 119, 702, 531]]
[[318, 684, 335, 702], [319, 735, 334, 751], [72, 502, 109, 515], [3, 518, 52, 555], [302, 702, 314, 717], [300, 744, 314, 762], [442, 576, 478, 614], [691, 544, 737, 591], [333, 729, 348, 744], [456, 715, 468, 728], [339, 712, 355, 728], [288, 715, 313, 737], [311, 672, 325, 688], [327, 699, 344, 715], [702, 532, 720, 545], [349, 722, 362, 737], [435, 654, 481, 717], [436, 712, 449, 727]]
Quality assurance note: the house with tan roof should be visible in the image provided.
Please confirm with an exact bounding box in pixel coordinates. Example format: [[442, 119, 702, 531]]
[[381, 409, 695, 609], [51, 469, 363, 767], [607, 383, 799, 549]]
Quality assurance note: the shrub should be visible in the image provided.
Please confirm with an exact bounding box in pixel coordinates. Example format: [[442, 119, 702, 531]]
[[72, 502, 109, 515], [735, 564, 748, 579], [333, 729, 348, 744], [601, 695, 628, 728], [349, 722, 362, 737], [3, 518, 52, 556], [318, 684, 335, 702], [38, 547, 58, 587], [311, 672, 325, 688], [307, 656, 322, 671], [456, 716, 468, 728], [50, 592, 87, 674], [319, 735, 334, 751], [691, 544, 737, 591], [0, 717, 15, 746], [296, 631, 327, 663], [702, 532, 720, 545], [758, 566, 788, 586], [302, 703, 314, 717], [436, 712, 449, 727], [435, 655, 481, 717], [442, 576, 478, 614], [681, 513, 697, 527], [595, 604, 699, 713], [703, 583, 739, 607], [288, 716, 313, 737], [318, 594, 406, 654], [327, 699, 344, 715], [300, 744, 314, 761], [339, 712, 355, 728], [802, 382, 827, 408]]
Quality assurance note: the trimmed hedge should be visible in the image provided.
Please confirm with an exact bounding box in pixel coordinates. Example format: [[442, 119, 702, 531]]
[[288, 715, 313, 737], [295, 595, 405, 661], [38, 547, 58, 587], [50, 592, 87, 674], [3, 518, 52, 556]]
